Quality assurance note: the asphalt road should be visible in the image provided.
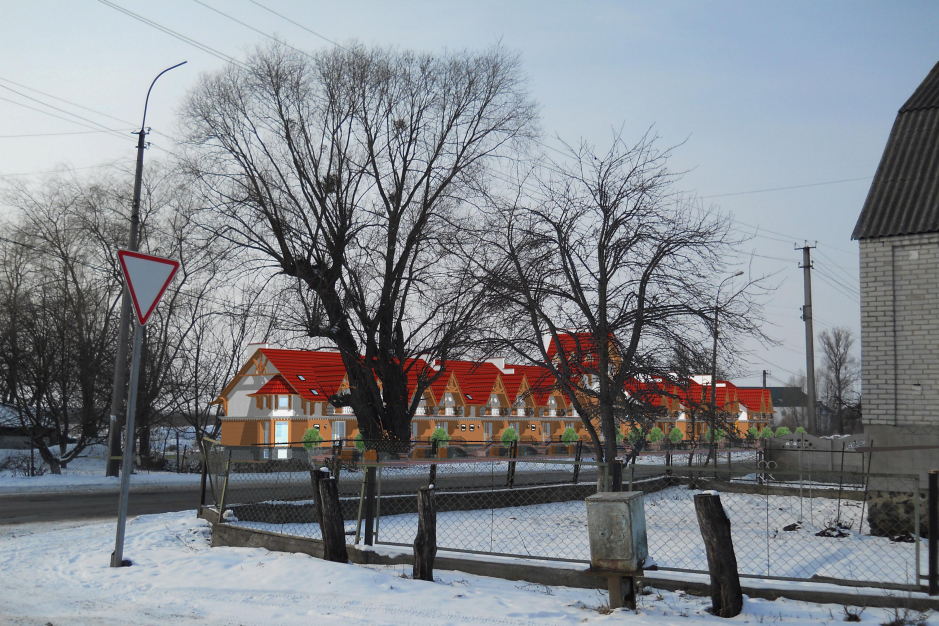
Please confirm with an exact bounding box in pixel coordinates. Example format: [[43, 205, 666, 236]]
[[0, 488, 204, 525]]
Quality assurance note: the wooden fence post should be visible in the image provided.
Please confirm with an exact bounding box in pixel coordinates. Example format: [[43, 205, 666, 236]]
[[413, 485, 437, 581], [506, 440, 518, 488], [573, 440, 583, 484], [217, 450, 232, 522], [610, 459, 623, 492], [694, 492, 743, 618], [314, 467, 349, 563]]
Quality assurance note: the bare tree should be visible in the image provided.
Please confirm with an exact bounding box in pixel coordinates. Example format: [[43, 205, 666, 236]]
[[819, 327, 861, 435], [482, 131, 766, 464], [181, 43, 538, 445]]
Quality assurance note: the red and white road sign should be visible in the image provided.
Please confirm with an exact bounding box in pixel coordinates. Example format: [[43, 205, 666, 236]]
[[117, 250, 180, 325]]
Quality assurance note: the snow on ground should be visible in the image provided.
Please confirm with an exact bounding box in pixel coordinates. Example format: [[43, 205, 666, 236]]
[[235, 486, 921, 586], [0, 471, 203, 495], [1, 510, 935, 626]]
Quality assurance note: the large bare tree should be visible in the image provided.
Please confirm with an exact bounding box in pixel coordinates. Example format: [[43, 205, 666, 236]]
[[181, 43, 538, 445], [482, 131, 765, 464], [819, 327, 861, 435]]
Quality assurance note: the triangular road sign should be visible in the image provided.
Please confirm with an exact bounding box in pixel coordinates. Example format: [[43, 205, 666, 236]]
[[117, 250, 180, 325]]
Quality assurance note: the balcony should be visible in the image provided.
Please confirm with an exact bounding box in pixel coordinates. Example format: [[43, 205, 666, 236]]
[[440, 406, 462, 417], [485, 407, 509, 417], [415, 406, 433, 416], [325, 405, 355, 416]]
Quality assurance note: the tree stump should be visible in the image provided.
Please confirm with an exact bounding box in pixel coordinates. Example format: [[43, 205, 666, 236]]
[[413, 486, 437, 581], [694, 492, 743, 618], [313, 468, 348, 563]]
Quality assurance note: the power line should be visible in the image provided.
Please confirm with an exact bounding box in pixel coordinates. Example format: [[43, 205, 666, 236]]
[[699, 176, 872, 200], [246, 0, 348, 51], [0, 130, 131, 139], [0, 84, 131, 141], [192, 0, 316, 60], [0, 76, 135, 127], [0, 95, 133, 139], [97, 0, 248, 69], [0, 164, 120, 179]]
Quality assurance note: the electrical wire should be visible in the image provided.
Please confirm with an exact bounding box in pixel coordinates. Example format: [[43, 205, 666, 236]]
[[0, 130, 130, 139], [0, 84, 132, 141], [0, 164, 119, 179], [0, 76, 135, 127], [246, 0, 348, 51], [699, 176, 872, 200], [96, 0, 248, 69], [192, 0, 316, 61], [0, 96, 133, 140]]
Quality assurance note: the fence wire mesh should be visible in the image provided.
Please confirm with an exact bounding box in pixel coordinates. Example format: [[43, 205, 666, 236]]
[[204, 442, 926, 591], [372, 458, 608, 563]]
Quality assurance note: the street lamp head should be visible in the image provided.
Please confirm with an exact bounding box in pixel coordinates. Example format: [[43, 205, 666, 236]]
[[733, 270, 744, 277]]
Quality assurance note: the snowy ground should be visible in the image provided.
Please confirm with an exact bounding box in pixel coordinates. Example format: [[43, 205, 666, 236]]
[[1, 511, 935, 626], [231, 486, 922, 587], [0, 472, 203, 495]]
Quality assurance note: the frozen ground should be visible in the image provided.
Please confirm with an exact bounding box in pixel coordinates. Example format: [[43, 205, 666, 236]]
[[1, 510, 935, 626], [232, 486, 922, 586], [0, 472, 203, 495]]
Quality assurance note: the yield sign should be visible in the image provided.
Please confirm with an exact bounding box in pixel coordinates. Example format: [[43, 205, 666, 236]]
[[117, 250, 180, 325]]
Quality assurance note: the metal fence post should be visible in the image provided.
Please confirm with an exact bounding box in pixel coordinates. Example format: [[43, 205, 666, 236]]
[[429, 439, 438, 485], [364, 465, 377, 545], [217, 450, 232, 523], [506, 440, 518, 488], [198, 439, 208, 516], [928, 469, 938, 596]]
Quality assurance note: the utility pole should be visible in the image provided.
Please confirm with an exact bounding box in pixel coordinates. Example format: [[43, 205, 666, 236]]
[[797, 242, 818, 434], [105, 62, 187, 477], [762, 370, 770, 389]]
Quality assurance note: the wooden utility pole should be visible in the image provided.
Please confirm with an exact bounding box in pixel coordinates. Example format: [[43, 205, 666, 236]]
[[798, 243, 818, 434]]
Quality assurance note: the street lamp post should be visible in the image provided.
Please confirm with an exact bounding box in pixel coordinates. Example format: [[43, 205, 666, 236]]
[[105, 61, 187, 477], [708, 270, 744, 465]]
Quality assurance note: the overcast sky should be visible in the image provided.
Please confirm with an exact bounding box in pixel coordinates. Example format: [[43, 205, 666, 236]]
[[2, 1, 938, 387]]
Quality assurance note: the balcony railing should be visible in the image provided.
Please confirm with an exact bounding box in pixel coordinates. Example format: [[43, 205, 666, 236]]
[[484, 407, 509, 417], [439, 406, 462, 417], [415, 406, 432, 416]]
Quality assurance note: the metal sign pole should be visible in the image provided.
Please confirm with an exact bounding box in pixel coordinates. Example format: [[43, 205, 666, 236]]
[[111, 320, 144, 567]]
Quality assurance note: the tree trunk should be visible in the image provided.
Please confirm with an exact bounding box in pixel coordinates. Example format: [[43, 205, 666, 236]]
[[693, 493, 743, 618], [413, 486, 437, 582]]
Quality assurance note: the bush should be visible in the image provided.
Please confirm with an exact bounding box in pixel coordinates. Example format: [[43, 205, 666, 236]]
[[500, 427, 519, 447], [704, 427, 726, 443], [795, 426, 806, 434], [627, 428, 645, 445], [615, 428, 625, 442], [430, 427, 450, 447], [669, 427, 684, 444], [775, 426, 791, 436], [302, 427, 324, 451], [354, 432, 366, 452], [648, 426, 664, 443], [760, 427, 775, 439], [561, 427, 579, 445], [746, 426, 759, 440]]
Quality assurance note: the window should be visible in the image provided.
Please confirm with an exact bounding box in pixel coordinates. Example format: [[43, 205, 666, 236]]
[[310, 389, 319, 396], [274, 422, 289, 445], [531, 424, 536, 431], [469, 424, 475, 432], [277, 396, 289, 409], [262, 422, 270, 444], [465, 394, 473, 400], [297, 375, 306, 381], [461, 424, 466, 431], [313, 424, 320, 431]]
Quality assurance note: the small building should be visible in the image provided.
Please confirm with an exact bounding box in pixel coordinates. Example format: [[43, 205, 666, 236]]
[[852, 59, 939, 479]]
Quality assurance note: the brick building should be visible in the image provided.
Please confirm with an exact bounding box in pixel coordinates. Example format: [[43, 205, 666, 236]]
[[852, 59, 939, 478]]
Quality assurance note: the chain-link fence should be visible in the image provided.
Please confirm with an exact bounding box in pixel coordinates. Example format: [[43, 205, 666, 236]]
[[372, 458, 609, 563], [204, 441, 927, 591], [644, 467, 924, 590]]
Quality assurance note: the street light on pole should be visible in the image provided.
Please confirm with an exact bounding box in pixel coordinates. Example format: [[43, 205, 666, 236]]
[[708, 270, 744, 464], [106, 61, 187, 477]]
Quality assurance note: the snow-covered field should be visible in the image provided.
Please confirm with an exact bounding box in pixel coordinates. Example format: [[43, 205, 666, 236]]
[[0, 471, 203, 494], [234, 486, 921, 587], [1, 510, 935, 625]]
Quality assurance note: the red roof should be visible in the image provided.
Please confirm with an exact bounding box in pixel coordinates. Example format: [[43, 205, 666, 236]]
[[248, 374, 296, 397], [260, 349, 348, 402], [736, 388, 772, 412]]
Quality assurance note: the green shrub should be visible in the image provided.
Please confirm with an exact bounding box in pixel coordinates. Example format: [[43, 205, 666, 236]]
[[669, 427, 684, 444], [704, 427, 725, 443], [302, 427, 324, 451], [746, 426, 759, 440], [430, 427, 450, 447], [354, 432, 366, 452], [648, 426, 664, 443], [760, 427, 775, 439], [627, 428, 645, 444], [775, 426, 791, 436], [561, 427, 579, 445], [795, 426, 806, 434], [500, 427, 519, 447], [615, 428, 625, 442]]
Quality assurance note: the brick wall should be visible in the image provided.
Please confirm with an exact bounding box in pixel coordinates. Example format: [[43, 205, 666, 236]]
[[859, 232, 939, 427]]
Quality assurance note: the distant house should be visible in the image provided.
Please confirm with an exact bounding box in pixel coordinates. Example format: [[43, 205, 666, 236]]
[[852, 59, 939, 478], [766, 386, 808, 429]]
